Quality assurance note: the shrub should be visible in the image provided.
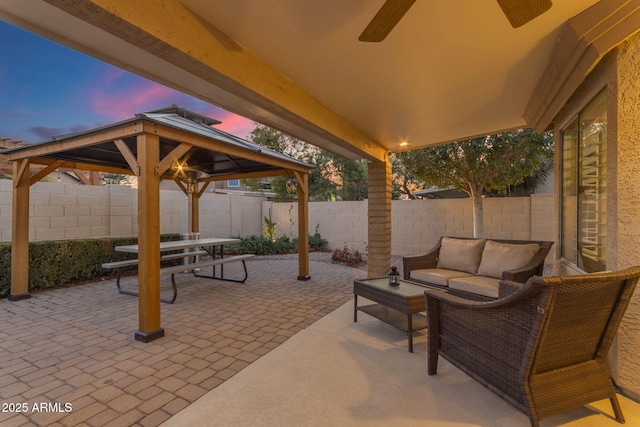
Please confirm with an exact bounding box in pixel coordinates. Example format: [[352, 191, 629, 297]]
[[232, 235, 297, 256], [0, 234, 182, 297], [262, 216, 278, 242], [331, 245, 364, 267]]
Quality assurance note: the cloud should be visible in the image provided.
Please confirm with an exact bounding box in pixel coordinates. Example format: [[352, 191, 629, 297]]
[[29, 126, 66, 139], [89, 80, 178, 120], [86, 65, 255, 137], [212, 112, 255, 139]]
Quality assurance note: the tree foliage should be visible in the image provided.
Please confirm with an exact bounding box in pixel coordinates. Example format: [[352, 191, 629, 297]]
[[247, 124, 368, 201], [396, 129, 554, 236], [102, 173, 131, 185]]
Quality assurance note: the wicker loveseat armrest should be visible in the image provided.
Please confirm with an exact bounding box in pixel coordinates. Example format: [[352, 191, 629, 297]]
[[498, 280, 524, 298], [402, 246, 440, 279]]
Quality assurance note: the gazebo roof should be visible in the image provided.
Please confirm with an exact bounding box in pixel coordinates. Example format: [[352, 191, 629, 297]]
[[1, 105, 312, 181]]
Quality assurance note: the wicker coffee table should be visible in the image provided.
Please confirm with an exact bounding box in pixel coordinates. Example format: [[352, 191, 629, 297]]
[[353, 278, 428, 352]]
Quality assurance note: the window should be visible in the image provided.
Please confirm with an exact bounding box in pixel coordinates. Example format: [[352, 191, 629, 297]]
[[227, 179, 240, 187], [560, 89, 607, 272]]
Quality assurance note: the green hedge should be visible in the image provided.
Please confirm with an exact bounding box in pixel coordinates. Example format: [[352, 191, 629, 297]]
[[0, 232, 329, 297], [0, 235, 181, 297]]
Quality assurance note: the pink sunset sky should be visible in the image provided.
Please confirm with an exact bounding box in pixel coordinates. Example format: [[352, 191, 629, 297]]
[[0, 21, 256, 144]]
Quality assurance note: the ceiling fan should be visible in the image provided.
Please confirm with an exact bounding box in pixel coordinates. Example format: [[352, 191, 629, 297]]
[[358, 0, 553, 42]]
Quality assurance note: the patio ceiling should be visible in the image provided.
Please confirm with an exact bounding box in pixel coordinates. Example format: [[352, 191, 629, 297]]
[[0, 0, 634, 161], [176, 0, 597, 150]]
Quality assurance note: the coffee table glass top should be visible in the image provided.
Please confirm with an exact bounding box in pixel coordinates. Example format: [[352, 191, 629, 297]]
[[358, 278, 429, 297]]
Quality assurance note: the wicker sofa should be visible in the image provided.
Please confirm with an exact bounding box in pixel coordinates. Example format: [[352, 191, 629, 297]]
[[424, 267, 640, 426], [402, 237, 553, 299]]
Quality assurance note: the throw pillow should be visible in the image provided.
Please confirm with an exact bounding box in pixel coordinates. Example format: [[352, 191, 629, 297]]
[[477, 241, 541, 279], [436, 237, 486, 274]]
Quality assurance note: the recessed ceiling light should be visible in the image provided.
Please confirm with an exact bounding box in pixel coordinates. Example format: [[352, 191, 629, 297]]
[[399, 141, 409, 147]]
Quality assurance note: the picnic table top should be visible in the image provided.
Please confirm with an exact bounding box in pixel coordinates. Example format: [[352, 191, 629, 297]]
[[115, 237, 241, 254]]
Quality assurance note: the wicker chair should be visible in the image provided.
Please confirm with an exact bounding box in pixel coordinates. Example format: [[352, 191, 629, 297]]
[[424, 266, 640, 427]]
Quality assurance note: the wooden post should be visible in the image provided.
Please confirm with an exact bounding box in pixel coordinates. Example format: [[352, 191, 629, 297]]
[[9, 158, 31, 301], [191, 191, 199, 234], [134, 133, 164, 342], [294, 171, 310, 280]]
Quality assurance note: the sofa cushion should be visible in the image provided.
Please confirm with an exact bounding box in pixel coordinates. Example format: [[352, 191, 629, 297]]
[[449, 275, 502, 298], [436, 237, 486, 274], [477, 241, 541, 279], [410, 268, 474, 287]]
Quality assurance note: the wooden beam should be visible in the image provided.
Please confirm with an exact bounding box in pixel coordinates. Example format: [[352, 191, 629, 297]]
[[90, 171, 101, 185], [191, 192, 199, 234], [42, 0, 387, 161], [148, 122, 313, 173], [6, 121, 142, 160], [29, 159, 64, 186], [114, 138, 140, 176], [174, 177, 188, 196], [155, 142, 191, 176], [293, 171, 310, 280], [9, 158, 31, 300], [13, 158, 30, 188], [29, 157, 134, 176], [200, 169, 291, 183], [195, 181, 211, 198], [72, 169, 92, 185], [134, 133, 163, 343]]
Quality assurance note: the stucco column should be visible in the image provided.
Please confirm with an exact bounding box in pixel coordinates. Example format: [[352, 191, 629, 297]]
[[367, 157, 392, 278], [609, 34, 640, 399], [135, 133, 163, 343]]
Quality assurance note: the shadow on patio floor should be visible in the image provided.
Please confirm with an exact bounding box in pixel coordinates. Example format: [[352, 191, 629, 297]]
[[2, 257, 639, 426]]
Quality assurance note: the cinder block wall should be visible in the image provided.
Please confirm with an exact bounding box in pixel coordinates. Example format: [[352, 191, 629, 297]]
[[0, 181, 264, 242], [1, 180, 553, 253], [265, 195, 554, 256]]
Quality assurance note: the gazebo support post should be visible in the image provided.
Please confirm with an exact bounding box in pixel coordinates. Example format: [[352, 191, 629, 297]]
[[191, 190, 199, 234], [294, 171, 310, 280], [134, 133, 164, 342], [9, 158, 31, 301]]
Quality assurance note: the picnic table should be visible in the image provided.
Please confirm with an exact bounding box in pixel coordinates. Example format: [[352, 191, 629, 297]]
[[103, 237, 254, 303]]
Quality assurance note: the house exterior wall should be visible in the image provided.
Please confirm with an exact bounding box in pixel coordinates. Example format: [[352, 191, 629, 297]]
[[551, 33, 640, 399]]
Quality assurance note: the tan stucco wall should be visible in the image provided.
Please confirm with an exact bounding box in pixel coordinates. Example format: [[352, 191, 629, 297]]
[[611, 34, 640, 399], [552, 33, 640, 399]]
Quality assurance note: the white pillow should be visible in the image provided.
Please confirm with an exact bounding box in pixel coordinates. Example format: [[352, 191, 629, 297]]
[[477, 241, 541, 279], [436, 237, 486, 274]]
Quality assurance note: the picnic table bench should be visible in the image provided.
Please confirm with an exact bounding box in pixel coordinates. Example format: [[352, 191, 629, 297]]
[[102, 237, 254, 303]]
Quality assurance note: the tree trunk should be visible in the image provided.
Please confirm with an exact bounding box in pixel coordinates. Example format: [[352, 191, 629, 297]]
[[470, 188, 484, 238]]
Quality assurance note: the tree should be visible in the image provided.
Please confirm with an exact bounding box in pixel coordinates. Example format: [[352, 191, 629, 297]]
[[247, 124, 368, 201], [396, 129, 554, 237], [102, 173, 130, 185], [391, 154, 423, 200]]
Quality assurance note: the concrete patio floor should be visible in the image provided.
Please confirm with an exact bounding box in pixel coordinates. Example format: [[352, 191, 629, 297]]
[[2, 257, 639, 426]]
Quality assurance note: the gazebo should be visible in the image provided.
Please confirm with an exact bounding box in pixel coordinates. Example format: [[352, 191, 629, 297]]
[[2, 105, 313, 342]]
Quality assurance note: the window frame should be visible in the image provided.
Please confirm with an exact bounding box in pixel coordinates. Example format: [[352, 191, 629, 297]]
[[559, 88, 607, 272]]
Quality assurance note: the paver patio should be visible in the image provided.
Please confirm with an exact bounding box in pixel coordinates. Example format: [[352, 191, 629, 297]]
[[0, 257, 366, 426]]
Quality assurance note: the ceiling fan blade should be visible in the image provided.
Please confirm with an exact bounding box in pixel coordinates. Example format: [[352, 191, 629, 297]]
[[497, 0, 552, 28], [359, 0, 416, 42]]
